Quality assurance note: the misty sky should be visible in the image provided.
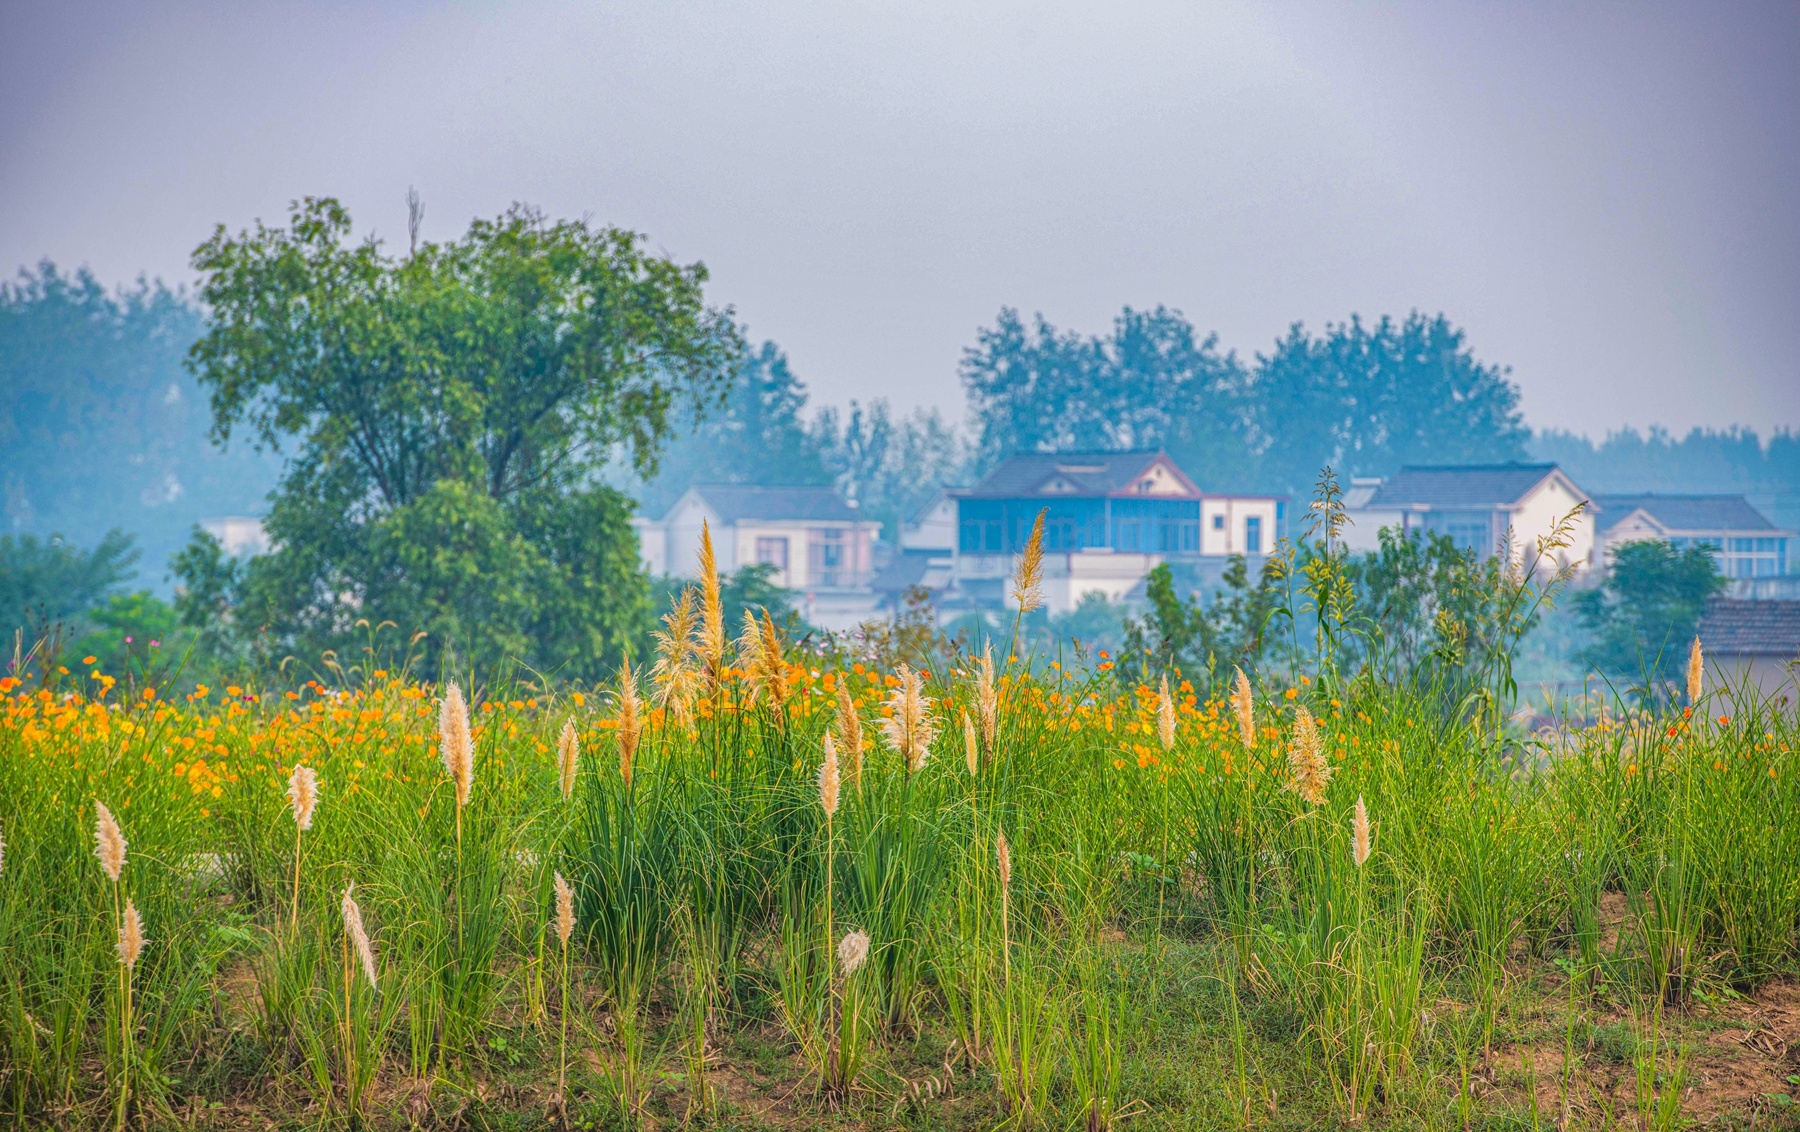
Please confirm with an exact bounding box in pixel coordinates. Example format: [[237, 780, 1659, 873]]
[[3, 1, 1796, 437]]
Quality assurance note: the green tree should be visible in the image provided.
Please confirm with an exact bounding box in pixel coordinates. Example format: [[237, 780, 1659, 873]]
[[177, 197, 738, 678], [812, 399, 968, 541], [1, 529, 139, 646], [1575, 540, 1726, 687]]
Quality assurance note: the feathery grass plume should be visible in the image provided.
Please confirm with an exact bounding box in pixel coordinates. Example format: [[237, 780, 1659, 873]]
[[1011, 508, 1047, 613], [759, 609, 789, 714], [977, 643, 998, 749], [0, 821, 6, 878], [838, 930, 870, 977], [288, 764, 318, 830], [94, 800, 126, 882], [1687, 636, 1704, 706], [835, 681, 863, 792], [117, 899, 145, 969], [880, 664, 938, 774], [819, 731, 841, 818], [1285, 705, 1331, 806], [697, 522, 726, 677], [1157, 674, 1176, 752], [964, 711, 979, 776], [558, 718, 579, 800], [554, 871, 575, 947], [439, 682, 474, 809], [996, 828, 1012, 894], [650, 587, 702, 725], [616, 657, 641, 789], [1352, 795, 1371, 867], [341, 883, 378, 989], [1232, 667, 1256, 750]]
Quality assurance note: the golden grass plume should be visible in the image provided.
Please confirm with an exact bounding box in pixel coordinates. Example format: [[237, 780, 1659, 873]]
[[1285, 705, 1331, 806], [835, 681, 863, 792], [439, 682, 474, 808], [616, 658, 641, 789], [880, 664, 937, 773], [341, 882, 379, 989], [1687, 635, 1704, 706], [287, 764, 318, 831], [117, 899, 144, 969], [94, 800, 126, 882], [1352, 795, 1371, 868], [819, 731, 841, 818], [1011, 509, 1046, 614], [557, 718, 579, 800], [1157, 674, 1176, 752], [554, 871, 575, 948], [1232, 666, 1255, 750]]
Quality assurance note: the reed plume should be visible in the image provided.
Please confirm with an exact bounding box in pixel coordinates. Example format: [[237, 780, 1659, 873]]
[[117, 900, 144, 968], [1157, 674, 1176, 752], [976, 643, 998, 749], [558, 718, 579, 800], [553, 869, 576, 1105], [838, 930, 870, 977], [617, 657, 641, 789], [1285, 705, 1331, 806], [964, 711, 979, 776], [835, 681, 863, 793], [341, 882, 378, 989], [1352, 795, 1371, 868], [819, 731, 841, 818], [1011, 509, 1046, 613], [650, 587, 702, 726], [1687, 636, 1704, 706], [996, 828, 1012, 893], [554, 871, 575, 948], [996, 829, 1013, 986], [288, 764, 318, 830], [0, 821, 6, 878], [697, 522, 726, 679], [880, 664, 937, 774], [735, 608, 789, 714], [1232, 667, 1256, 750], [94, 800, 126, 882], [439, 682, 474, 809]]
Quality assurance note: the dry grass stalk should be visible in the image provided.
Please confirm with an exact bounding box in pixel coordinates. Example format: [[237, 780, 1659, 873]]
[[439, 682, 474, 809], [697, 522, 726, 679], [287, 764, 318, 830], [880, 664, 937, 773], [1157, 674, 1176, 752], [996, 829, 1012, 894], [0, 821, 6, 878], [964, 711, 979, 777], [1352, 795, 1371, 868], [617, 658, 641, 789], [977, 643, 998, 749], [557, 719, 579, 800], [838, 930, 870, 976], [650, 587, 702, 726], [117, 899, 144, 969], [1232, 667, 1256, 750], [1011, 509, 1047, 613], [736, 609, 789, 714], [94, 800, 126, 882], [554, 871, 575, 947], [1687, 636, 1704, 706], [341, 882, 378, 989], [835, 682, 863, 793], [819, 731, 841, 818], [1285, 706, 1331, 806]]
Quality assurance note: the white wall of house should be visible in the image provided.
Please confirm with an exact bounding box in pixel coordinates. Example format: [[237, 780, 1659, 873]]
[[1507, 475, 1597, 573], [903, 493, 957, 551], [1340, 507, 1404, 552], [1018, 550, 1161, 615], [1199, 497, 1282, 556]]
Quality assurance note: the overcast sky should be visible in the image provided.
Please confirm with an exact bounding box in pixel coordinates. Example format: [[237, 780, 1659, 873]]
[[3, 1, 1796, 438]]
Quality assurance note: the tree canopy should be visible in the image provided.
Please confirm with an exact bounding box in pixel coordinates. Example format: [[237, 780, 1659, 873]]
[[1574, 539, 1725, 689], [178, 197, 738, 677]]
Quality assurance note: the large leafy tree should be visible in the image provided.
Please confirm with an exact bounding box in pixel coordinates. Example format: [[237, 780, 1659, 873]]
[[811, 399, 968, 541], [1574, 540, 1725, 687], [179, 197, 738, 677]]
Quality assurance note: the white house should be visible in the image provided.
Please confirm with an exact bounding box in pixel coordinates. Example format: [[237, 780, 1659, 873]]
[[1340, 463, 1599, 574], [1594, 494, 1792, 579]]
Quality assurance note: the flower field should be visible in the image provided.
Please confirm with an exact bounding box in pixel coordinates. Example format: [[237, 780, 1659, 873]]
[[1, 610, 1798, 1129]]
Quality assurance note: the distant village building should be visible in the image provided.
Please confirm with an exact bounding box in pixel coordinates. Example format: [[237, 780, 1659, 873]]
[[1594, 494, 1793, 579], [944, 450, 1283, 615], [200, 515, 271, 557], [1340, 463, 1598, 573], [1697, 597, 1800, 701]]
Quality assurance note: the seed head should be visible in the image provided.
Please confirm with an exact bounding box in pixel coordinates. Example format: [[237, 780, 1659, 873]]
[[650, 588, 702, 726], [879, 665, 937, 774], [697, 522, 726, 678], [1687, 636, 1704, 706], [117, 899, 144, 969], [0, 821, 6, 878], [963, 711, 980, 777], [288, 764, 318, 831], [616, 658, 641, 789], [1232, 667, 1255, 750], [976, 643, 998, 750], [1285, 705, 1331, 806], [819, 731, 840, 818], [341, 882, 378, 989], [1352, 795, 1372, 868], [557, 718, 579, 800], [554, 871, 575, 947], [835, 681, 863, 793], [996, 829, 1012, 893], [1011, 509, 1046, 613], [439, 682, 474, 809], [1157, 674, 1176, 752], [94, 800, 126, 883], [838, 929, 871, 977]]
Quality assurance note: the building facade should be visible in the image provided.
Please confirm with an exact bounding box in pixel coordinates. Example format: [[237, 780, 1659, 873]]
[[635, 484, 881, 594], [1341, 463, 1599, 574], [1595, 494, 1792, 579]]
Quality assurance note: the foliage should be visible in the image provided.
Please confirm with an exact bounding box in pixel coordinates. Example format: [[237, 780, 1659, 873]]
[[178, 197, 738, 678], [0, 529, 140, 646], [1575, 539, 1726, 688], [1534, 424, 1800, 532], [1118, 557, 1283, 690], [811, 398, 969, 541]]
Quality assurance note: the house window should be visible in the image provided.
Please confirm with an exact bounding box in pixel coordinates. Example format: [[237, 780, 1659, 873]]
[[1116, 520, 1141, 551], [809, 528, 849, 586], [1245, 516, 1263, 554], [1725, 536, 1786, 578], [960, 520, 1001, 553], [1212, 515, 1225, 530], [755, 537, 789, 571]]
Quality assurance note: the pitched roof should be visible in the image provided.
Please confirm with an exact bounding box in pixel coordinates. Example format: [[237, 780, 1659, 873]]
[[677, 484, 864, 524], [1698, 598, 1800, 657], [1367, 463, 1572, 509], [1594, 494, 1776, 534], [961, 450, 1200, 499]]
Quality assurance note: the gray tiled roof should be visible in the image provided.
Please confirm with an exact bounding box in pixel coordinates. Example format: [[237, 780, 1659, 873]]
[[1595, 494, 1776, 534], [1367, 463, 1568, 509], [963, 450, 1190, 498], [1699, 598, 1800, 657], [681, 484, 863, 523]]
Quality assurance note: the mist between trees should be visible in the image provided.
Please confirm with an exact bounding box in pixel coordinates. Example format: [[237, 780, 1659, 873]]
[[2, 199, 1796, 683]]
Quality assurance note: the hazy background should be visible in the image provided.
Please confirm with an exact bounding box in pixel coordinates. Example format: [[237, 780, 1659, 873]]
[[3, 0, 1797, 434]]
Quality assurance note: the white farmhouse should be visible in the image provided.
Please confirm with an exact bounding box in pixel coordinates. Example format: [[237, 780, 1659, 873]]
[[1340, 463, 1598, 574]]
